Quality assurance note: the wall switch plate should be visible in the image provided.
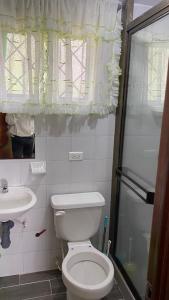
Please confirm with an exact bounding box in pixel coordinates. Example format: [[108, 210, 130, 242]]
[[69, 152, 83, 161]]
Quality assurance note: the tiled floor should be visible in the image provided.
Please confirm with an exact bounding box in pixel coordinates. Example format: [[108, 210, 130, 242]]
[[0, 270, 125, 300]]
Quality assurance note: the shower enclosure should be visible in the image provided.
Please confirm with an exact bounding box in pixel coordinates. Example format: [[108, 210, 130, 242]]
[[110, 2, 169, 300]]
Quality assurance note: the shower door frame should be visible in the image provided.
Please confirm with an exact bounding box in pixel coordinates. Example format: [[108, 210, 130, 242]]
[[110, 1, 169, 300]]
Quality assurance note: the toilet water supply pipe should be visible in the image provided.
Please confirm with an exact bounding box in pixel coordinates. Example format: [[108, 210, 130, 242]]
[[102, 216, 111, 256]]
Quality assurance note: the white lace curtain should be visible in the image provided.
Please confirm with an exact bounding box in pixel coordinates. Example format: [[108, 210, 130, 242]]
[[0, 0, 122, 115]]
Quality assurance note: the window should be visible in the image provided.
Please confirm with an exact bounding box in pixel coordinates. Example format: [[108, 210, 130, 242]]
[[56, 39, 87, 101], [4, 33, 36, 100], [148, 43, 169, 106], [0, 0, 121, 115], [4, 33, 87, 102]]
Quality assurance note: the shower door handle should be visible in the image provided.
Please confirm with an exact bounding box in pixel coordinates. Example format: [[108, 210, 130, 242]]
[[116, 167, 154, 205]]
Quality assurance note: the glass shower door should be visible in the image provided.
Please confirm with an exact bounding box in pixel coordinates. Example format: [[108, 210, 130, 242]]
[[114, 13, 169, 299]]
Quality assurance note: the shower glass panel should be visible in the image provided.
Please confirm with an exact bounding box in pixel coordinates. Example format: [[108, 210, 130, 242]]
[[115, 14, 169, 299]]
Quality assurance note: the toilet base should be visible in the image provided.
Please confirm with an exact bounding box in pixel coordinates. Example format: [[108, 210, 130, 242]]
[[67, 291, 85, 300], [67, 291, 100, 300], [63, 241, 114, 300]]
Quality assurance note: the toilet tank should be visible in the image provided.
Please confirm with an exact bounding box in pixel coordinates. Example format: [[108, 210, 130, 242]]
[[51, 192, 105, 242]]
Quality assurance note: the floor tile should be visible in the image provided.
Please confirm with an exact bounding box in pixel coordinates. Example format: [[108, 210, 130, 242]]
[[0, 274, 19, 288], [0, 285, 21, 300], [51, 294, 67, 300], [0, 272, 125, 300], [20, 281, 51, 299], [20, 270, 61, 284], [50, 278, 66, 294], [103, 284, 124, 300], [32, 294, 66, 300]]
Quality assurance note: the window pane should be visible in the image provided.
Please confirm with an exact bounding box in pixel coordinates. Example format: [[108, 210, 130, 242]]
[[4, 33, 35, 98]]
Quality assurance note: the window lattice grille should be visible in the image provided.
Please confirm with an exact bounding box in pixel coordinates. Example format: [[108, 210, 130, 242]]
[[57, 39, 87, 100], [5, 33, 35, 97], [148, 45, 169, 104], [4, 33, 87, 101]]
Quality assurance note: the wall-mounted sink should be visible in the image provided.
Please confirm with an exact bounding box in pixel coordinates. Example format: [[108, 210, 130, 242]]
[[0, 187, 37, 222]]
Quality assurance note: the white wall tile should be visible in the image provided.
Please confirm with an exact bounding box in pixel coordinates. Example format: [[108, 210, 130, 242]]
[[71, 160, 95, 183], [20, 162, 46, 185], [96, 114, 115, 136], [0, 161, 21, 186], [71, 136, 96, 160], [29, 185, 47, 209], [0, 254, 23, 276], [70, 182, 97, 193], [35, 137, 46, 160], [95, 136, 114, 159], [23, 207, 52, 232], [10, 220, 24, 235], [0, 113, 115, 276], [46, 115, 71, 137], [46, 137, 71, 161], [71, 116, 96, 137], [21, 230, 56, 253], [47, 184, 72, 199], [47, 161, 71, 184], [23, 250, 57, 274], [94, 159, 113, 181], [35, 116, 47, 137]]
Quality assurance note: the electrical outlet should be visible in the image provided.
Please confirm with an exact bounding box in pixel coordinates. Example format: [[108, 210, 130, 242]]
[[69, 152, 83, 161]]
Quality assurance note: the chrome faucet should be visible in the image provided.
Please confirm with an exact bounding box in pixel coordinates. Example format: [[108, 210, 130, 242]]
[[0, 178, 8, 193]]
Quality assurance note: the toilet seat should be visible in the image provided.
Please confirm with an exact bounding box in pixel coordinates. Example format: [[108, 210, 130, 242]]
[[62, 241, 114, 300]]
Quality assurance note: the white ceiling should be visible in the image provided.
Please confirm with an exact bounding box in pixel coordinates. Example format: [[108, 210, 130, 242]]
[[135, 0, 162, 5]]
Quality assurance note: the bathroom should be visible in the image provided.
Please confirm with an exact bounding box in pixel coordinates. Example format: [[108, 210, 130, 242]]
[[0, 0, 169, 299]]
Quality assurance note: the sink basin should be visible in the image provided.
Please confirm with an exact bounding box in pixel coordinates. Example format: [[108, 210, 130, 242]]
[[0, 187, 37, 222]]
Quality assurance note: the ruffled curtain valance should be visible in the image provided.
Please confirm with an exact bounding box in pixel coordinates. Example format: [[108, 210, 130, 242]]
[[0, 0, 122, 115]]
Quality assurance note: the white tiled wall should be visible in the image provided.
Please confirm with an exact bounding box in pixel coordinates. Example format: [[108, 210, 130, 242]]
[[0, 114, 115, 276]]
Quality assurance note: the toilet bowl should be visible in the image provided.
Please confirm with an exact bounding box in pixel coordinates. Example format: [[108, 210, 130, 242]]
[[51, 192, 114, 300], [62, 241, 114, 300]]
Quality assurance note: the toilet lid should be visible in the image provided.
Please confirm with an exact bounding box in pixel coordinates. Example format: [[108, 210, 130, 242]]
[[69, 260, 107, 285]]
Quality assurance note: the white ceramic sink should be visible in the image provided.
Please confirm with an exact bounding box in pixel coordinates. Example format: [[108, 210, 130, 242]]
[[0, 187, 37, 222]]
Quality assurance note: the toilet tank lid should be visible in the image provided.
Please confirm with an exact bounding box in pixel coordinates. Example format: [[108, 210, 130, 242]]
[[51, 192, 105, 209]]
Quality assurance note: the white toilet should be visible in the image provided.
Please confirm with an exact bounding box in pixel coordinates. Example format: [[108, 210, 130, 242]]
[[51, 192, 114, 300]]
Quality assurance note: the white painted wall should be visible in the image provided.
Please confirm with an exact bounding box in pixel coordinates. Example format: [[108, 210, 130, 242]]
[[0, 114, 115, 276]]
